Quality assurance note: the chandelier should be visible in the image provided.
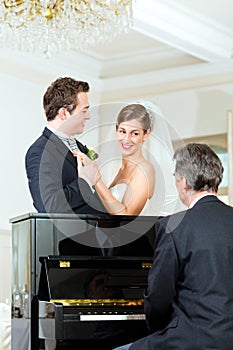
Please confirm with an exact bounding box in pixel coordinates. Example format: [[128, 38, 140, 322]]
[[0, 0, 133, 56]]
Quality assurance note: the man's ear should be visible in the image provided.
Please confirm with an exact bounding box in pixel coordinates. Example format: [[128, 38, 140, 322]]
[[183, 177, 190, 191], [58, 107, 68, 121]]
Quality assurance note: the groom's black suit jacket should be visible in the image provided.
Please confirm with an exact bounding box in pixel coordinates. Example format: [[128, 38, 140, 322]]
[[25, 127, 106, 215]]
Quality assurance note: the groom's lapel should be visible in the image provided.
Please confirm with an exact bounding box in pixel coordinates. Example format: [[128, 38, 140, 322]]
[[43, 127, 77, 167]]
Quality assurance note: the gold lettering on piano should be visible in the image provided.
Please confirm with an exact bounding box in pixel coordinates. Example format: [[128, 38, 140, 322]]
[[59, 261, 70, 267], [142, 262, 152, 269], [50, 298, 144, 306]]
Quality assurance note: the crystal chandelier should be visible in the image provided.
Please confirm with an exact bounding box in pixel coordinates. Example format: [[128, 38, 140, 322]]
[[0, 0, 133, 56]]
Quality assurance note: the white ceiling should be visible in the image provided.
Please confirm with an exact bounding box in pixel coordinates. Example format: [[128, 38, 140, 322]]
[[0, 0, 233, 101]]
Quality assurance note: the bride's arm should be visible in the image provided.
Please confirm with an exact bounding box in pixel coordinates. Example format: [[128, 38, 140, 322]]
[[94, 162, 155, 215], [77, 159, 125, 213], [94, 179, 126, 214]]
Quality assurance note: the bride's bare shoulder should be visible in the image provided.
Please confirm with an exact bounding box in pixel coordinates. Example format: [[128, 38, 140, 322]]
[[136, 159, 155, 176], [139, 159, 155, 170]]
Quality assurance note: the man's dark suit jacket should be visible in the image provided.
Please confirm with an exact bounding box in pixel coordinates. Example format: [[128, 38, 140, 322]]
[[131, 195, 233, 350], [25, 127, 106, 215]]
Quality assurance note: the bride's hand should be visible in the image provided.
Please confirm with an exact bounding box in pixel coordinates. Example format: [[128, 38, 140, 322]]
[[78, 159, 101, 187], [73, 150, 101, 186], [73, 151, 91, 170]]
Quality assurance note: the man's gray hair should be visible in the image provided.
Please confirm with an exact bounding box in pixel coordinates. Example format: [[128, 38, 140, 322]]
[[173, 143, 224, 192]]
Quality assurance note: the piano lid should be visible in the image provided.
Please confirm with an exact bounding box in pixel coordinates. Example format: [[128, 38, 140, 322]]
[[39, 256, 152, 302]]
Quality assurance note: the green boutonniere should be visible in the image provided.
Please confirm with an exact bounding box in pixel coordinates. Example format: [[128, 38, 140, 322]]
[[84, 145, 99, 161]]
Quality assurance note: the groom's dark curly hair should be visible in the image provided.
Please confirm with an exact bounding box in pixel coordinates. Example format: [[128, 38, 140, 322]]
[[43, 77, 89, 121]]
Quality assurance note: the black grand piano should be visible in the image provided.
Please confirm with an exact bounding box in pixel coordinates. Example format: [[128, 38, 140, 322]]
[[10, 213, 159, 350]]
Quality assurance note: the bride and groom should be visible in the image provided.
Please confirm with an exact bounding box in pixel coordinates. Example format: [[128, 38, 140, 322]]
[[26, 77, 179, 219], [25, 77, 182, 253]]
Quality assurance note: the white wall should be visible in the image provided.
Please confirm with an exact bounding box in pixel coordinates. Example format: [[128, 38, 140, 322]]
[[0, 75, 44, 230], [152, 83, 233, 140], [0, 229, 11, 303]]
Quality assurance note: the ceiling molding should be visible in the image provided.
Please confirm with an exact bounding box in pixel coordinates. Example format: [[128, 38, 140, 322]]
[[101, 60, 233, 102], [0, 49, 103, 90], [98, 46, 201, 78], [133, 0, 233, 62]]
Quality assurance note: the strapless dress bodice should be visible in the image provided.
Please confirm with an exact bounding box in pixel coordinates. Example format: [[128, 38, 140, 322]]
[[109, 183, 128, 202], [109, 183, 153, 215]]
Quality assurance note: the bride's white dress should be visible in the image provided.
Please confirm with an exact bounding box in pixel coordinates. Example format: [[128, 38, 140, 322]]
[[109, 183, 154, 215], [109, 182, 184, 216]]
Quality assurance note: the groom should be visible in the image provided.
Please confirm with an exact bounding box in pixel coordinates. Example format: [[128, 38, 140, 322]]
[[25, 76, 106, 215]]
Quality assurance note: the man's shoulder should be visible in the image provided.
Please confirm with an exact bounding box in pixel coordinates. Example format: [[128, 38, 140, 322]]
[[25, 128, 52, 161], [26, 128, 54, 151], [156, 209, 189, 233]]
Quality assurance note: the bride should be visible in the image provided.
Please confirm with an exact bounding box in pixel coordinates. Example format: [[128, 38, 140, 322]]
[[78, 101, 182, 216]]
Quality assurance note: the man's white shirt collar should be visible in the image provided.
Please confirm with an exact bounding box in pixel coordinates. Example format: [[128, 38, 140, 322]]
[[47, 125, 76, 152], [189, 193, 216, 209], [47, 125, 69, 138]]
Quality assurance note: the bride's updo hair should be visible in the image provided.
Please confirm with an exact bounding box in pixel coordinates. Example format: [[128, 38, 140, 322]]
[[116, 104, 153, 132]]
